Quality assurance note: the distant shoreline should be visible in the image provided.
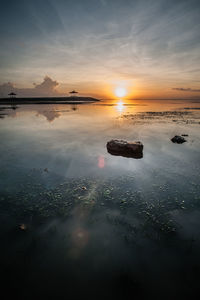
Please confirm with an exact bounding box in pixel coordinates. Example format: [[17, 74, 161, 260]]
[[0, 96, 100, 105]]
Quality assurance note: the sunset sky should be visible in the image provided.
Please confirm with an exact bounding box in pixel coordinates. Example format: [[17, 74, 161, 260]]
[[0, 0, 200, 99]]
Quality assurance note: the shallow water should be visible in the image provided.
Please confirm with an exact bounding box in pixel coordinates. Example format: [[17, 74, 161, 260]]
[[0, 99, 200, 299]]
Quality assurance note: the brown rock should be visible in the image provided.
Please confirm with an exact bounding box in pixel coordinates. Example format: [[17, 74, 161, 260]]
[[106, 139, 143, 159], [19, 224, 27, 231]]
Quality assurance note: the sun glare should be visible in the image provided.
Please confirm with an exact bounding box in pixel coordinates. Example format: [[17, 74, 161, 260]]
[[115, 87, 127, 98], [116, 100, 124, 113]]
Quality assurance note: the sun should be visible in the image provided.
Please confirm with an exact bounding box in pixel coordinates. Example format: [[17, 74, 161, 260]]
[[115, 87, 127, 98]]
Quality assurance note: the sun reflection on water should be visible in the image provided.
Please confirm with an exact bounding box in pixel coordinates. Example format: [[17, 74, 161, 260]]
[[115, 100, 125, 113]]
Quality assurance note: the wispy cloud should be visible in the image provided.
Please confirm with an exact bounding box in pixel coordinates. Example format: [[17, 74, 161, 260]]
[[0, 0, 200, 98]]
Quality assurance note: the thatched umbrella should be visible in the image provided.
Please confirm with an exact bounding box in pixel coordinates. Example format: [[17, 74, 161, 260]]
[[69, 90, 78, 96], [8, 92, 17, 98]]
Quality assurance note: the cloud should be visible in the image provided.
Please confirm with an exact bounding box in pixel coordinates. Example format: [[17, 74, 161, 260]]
[[172, 88, 200, 92], [0, 76, 61, 97], [33, 76, 59, 92], [0, 82, 16, 98]]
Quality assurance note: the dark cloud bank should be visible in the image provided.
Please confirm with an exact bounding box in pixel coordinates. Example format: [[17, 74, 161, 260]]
[[172, 88, 200, 92]]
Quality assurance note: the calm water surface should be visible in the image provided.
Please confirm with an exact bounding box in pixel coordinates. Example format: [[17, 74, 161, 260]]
[[0, 99, 200, 299]]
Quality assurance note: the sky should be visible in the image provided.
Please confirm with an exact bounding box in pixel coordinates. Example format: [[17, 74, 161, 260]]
[[0, 0, 200, 99]]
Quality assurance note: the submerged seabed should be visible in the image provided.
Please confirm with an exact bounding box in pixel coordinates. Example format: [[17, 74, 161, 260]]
[[0, 99, 200, 299]]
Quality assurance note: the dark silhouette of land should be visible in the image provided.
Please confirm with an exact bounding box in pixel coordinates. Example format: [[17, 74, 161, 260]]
[[0, 96, 100, 105]]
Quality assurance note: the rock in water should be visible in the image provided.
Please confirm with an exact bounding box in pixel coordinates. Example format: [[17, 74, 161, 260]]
[[106, 139, 143, 159], [19, 224, 27, 231], [171, 135, 187, 144]]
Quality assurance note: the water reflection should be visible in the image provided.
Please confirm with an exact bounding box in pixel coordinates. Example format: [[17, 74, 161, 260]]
[[70, 104, 78, 111], [1, 99, 200, 124], [36, 108, 62, 122], [115, 100, 125, 113], [107, 147, 143, 159], [0, 99, 200, 298], [0, 105, 18, 118], [11, 104, 17, 110]]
